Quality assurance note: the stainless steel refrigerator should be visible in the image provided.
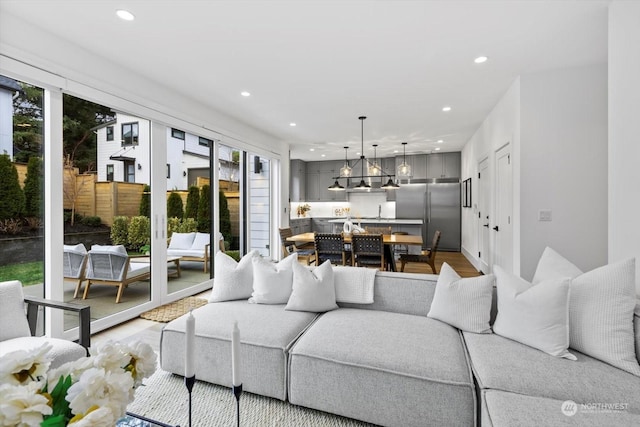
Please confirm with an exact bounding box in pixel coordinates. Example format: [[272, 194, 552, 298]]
[[395, 181, 461, 251]]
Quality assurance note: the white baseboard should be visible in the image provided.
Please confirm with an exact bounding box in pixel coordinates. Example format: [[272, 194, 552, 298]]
[[461, 246, 484, 273]]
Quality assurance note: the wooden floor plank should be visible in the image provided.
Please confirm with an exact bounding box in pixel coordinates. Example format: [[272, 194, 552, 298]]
[[394, 251, 480, 277]]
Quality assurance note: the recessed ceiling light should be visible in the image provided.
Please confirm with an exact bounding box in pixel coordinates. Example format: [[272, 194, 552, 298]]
[[437, 139, 444, 144], [289, 123, 296, 127], [474, 56, 488, 64], [321, 154, 326, 157], [116, 10, 135, 21], [435, 147, 441, 151], [241, 91, 251, 97], [393, 150, 399, 153], [309, 148, 315, 152], [442, 106, 452, 112]]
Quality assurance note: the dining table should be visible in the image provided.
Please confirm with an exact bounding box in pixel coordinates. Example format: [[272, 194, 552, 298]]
[[286, 232, 423, 272]]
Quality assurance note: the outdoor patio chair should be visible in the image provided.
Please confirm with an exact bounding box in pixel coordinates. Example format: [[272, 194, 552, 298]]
[[83, 245, 151, 303], [63, 243, 88, 298], [0, 280, 90, 369]]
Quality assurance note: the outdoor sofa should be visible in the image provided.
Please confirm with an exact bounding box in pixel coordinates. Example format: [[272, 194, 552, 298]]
[[167, 232, 211, 273], [160, 260, 640, 426]]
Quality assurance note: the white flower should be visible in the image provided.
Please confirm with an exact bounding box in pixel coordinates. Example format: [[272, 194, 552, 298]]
[[68, 406, 115, 427], [66, 367, 134, 420], [91, 341, 129, 373], [0, 344, 52, 385], [46, 356, 93, 387], [121, 342, 157, 386], [0, 381, 52, 427]]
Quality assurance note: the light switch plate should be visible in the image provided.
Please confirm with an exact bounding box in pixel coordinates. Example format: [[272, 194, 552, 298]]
[[538, 210, 552, 221]]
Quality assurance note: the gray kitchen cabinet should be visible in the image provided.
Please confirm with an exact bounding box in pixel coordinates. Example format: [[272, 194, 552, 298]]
[[290, 217, 312, 236], [427, 152, 461, 179], [312, 218, 333, 233], [306, 161, 347, 201], [290, 159, 306, 202]]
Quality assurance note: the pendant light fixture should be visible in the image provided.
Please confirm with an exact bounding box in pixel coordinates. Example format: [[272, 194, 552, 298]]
[[396, 142, 412, 178], [339, 146, 352, 177], [353, 116, 371, 190], [368, 144, 381, 176]]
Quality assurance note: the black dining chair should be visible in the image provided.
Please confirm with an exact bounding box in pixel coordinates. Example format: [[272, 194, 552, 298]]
[[314, 233, 350, 266], [351, 233, 385, 270]]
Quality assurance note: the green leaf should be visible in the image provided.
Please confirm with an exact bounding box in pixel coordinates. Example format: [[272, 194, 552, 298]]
[[48, 375, 72, 420], [41, 414, 66, 427]]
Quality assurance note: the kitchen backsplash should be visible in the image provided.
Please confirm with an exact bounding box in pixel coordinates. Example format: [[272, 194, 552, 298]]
[[291, 193, 395, 219]]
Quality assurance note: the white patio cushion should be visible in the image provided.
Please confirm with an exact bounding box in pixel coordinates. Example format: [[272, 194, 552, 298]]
[[191, 232, 210, 250], [169, 232, 196, 250], [90, 244, 128, 256], [167, 249, 208, 258], [0, 280, 31, 341], [64, 243, 87, 254]]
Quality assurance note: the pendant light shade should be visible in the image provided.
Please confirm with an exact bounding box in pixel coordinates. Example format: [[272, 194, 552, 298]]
[[339, 146, 352, 177], [396, 142, 412, 178], [381, 178, 400, 189], [354, 116, 371, 189], [368, 144, 381, 176], [327, 179, 345, 191]]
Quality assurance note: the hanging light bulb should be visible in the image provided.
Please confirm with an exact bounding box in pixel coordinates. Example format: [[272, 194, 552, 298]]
[[396, 142, 412, 178], [339, 146, 352, 177], [368, 144, 381, 176]]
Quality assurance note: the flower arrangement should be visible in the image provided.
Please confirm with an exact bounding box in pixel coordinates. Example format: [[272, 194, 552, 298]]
[[0, 341, 157, 427], [296, 203, 311, 217]]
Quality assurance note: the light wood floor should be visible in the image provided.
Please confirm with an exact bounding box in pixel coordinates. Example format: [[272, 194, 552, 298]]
[[394, 251, 480, 277]]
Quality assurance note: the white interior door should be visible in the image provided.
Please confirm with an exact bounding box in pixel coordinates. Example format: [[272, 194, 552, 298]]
[[494, 144, 513, 272], [477, 158, 491, 273]]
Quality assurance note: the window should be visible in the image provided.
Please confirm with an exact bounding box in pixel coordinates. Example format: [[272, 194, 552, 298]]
[[106, 126, 114, 141], [171, 128, 185, 140], [106, 164, 114, 181], [166, 164, 171, 179], [199, 137, 212, 147], [124, 160, 135, 182], [121, 122, 139, 146]]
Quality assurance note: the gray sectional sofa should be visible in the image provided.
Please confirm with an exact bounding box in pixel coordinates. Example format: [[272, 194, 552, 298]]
[[160, 271, 640, 426]]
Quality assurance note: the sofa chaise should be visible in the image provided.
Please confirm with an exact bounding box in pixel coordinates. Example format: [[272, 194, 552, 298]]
[[160, 269, 640, 426]]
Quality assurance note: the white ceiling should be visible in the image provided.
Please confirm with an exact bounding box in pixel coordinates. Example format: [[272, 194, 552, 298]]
[[0, 0, 608, 161]]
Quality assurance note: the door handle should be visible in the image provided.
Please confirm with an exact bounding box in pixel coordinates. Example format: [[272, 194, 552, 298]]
[[483, 224, 490, 228], [493, 226, 499, 232]]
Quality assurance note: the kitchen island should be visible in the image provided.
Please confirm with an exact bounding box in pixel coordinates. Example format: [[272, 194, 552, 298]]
[[327, 218, 423, 254]]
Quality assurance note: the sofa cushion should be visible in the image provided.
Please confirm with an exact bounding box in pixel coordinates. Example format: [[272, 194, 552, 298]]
[[286, 260, 337, 313], [190, 232, 210, 251], [90, 244, 127, 256], [0, 280, 31, 342], [463, 331, 640, 414], [0, 336, 87, 370], [249, 253, 297, 304], [166, 249, 207, 258], [160, 300, 317, 400], [168, 232, 195, 250], [483, 390, 640, 427], [427, 262, 494, 333], [209, 250, 258, 302], [289, 308, 475, 426], [493, 265, 575, 360]]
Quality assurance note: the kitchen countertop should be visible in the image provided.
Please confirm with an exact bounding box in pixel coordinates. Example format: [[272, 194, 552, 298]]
[[327, 218, 423, 225]]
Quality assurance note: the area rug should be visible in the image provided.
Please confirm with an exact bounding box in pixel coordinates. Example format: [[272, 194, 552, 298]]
[[140, 297, 207, 322], [128, 370, 375, 426]]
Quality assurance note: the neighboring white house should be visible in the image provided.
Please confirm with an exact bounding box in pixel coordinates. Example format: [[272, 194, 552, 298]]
[[95, 113, 238, 189], [0, 76, 22, 160]]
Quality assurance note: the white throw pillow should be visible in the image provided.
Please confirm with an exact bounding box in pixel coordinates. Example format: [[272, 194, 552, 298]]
[[427, 263, 495, 334], [286, 260, 338, 313], [532, 247, 583, 285], [168, 232, 196, 250], [493, 265, 576, 360], [249, 253, 298, 304], [209, 250, 259, 302], [566, 259, 640, 376], [191, 232, 210, 250], [332, 266, 376, 304]]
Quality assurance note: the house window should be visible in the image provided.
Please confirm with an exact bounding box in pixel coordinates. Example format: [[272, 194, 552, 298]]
[[171, 128, 185, 140], [124, 160, 135, 182], [166, 164, 171, 179], [121, 122, 139, 146], [106, 164, 114, 181], [106, 126, 114, 141], [199, 137, 212, 147]]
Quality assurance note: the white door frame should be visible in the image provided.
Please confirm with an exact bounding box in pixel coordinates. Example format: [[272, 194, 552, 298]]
[[494, 143, 513, 273], [477, 157, 490, 273]]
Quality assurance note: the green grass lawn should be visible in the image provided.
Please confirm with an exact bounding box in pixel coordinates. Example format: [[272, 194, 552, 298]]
[[0, 261, 44, 286]]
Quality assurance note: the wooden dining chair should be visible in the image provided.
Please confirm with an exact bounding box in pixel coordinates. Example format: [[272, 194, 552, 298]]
[[351, 233, 385, 270], [399, 230, 441, 274], [314, 233, 350, 266], [279, 227, 316, 265]]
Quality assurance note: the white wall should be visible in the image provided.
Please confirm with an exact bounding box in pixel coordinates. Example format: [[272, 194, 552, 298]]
[[519, 63, 608, 280], [460, 78, 521, 273], [609, 1, 640, 296], [0, 88, 13, 159]]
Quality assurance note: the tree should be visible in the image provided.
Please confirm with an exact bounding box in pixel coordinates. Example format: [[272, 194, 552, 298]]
[[197, 185, 211, 233], [139, 185, 151, 218], [23, 156, 43, 218], [167, 191, 184, 219], [219, 190, 232, 243], [12, 83, 44, 163], [184, 186, 200, 220], [0, 154, 25, 220]]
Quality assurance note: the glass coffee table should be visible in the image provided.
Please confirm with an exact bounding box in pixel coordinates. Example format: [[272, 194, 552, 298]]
[[117, 412, 177, 427]]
